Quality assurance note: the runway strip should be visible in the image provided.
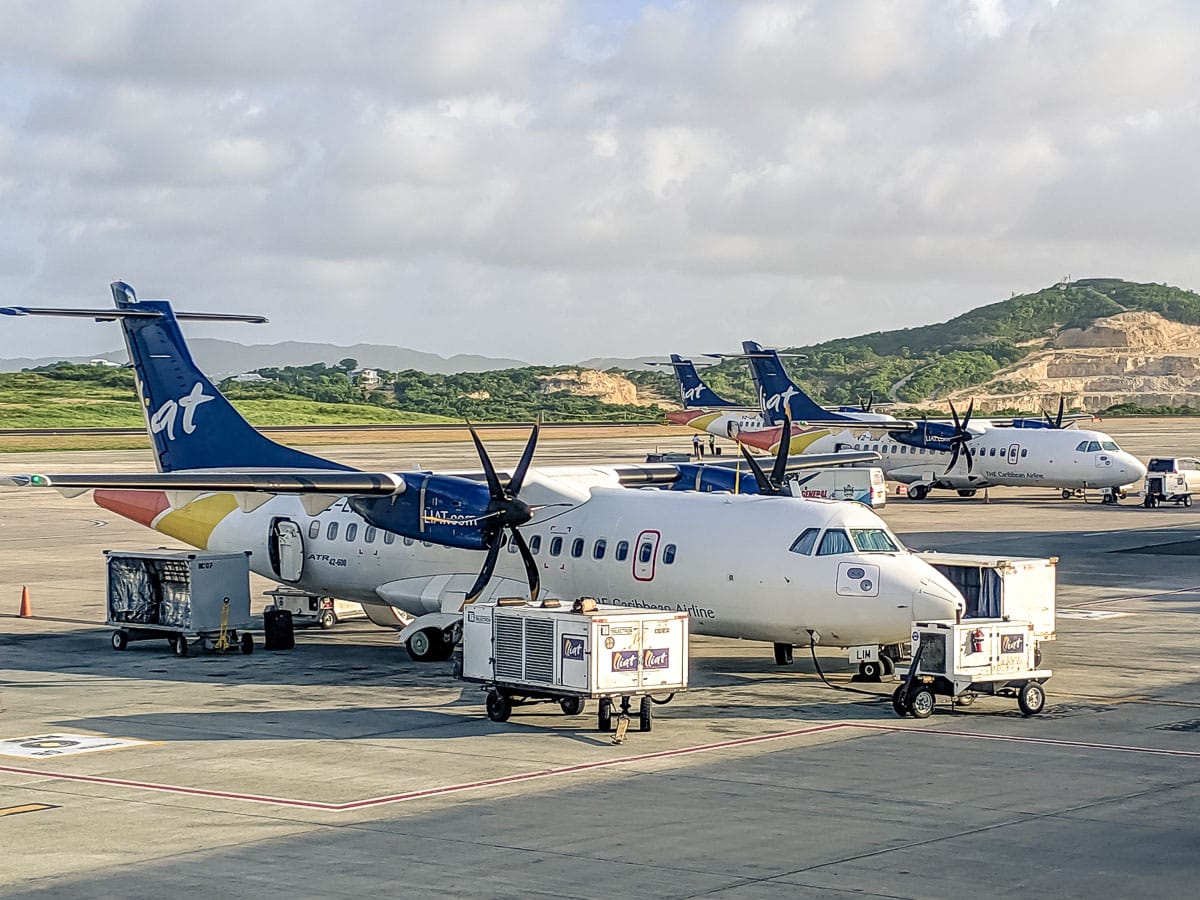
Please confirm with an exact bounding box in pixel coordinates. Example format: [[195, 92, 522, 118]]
[[3, 722, 1198, 813]]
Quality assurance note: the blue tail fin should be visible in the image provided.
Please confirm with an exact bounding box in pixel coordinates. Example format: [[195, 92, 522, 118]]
[[672, 355, 736, 408], [111, 282, 353, 473], [742, 340, 854, 425]]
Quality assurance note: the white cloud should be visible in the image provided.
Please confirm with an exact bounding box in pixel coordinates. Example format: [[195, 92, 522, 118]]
[[1, 0, 1199, 365]]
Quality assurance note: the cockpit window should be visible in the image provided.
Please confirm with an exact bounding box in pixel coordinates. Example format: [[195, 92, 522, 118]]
[[1075, 441, 1088, 452], [1101, 441, 1119, 451], [789, 528, 819, 555], [816, 529, 854, 556], [1087, 441, 1101, 452], [850, 528, 901, 552]]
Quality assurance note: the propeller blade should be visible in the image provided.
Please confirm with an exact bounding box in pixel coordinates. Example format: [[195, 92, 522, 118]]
[[507, 420, 540, 496], [467, 423, 503, 499], [792, 471, 821, 488], [961, 399, 974, 431], [739, 445, 775, 495], [1055, 397, 1065, 429], [949, 401, 961, 431], [962, 441, 974, 473], [770, 414, 792, 489], [510, 527, 541, 603], [946, 441, 961, 474], [464, 534, 504, 604]]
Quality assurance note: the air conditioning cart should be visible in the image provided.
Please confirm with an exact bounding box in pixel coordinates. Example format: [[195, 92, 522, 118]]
[[892, 619, 1051, 719], [460, 600, 689, 733]]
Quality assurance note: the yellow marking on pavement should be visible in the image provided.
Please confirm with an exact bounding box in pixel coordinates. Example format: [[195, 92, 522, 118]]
[[0, 803, 58, 817]]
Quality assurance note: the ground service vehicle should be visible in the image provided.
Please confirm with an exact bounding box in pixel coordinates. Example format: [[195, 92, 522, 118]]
[[1143, 457, 1200, 508]]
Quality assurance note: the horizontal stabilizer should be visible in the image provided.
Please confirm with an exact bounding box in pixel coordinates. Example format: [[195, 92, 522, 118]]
[[0, 306, 268, 323], [0, 471, 405, 495]]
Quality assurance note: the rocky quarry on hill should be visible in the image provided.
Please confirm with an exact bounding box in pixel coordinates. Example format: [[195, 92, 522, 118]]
[[945, 311, 1200, 414]]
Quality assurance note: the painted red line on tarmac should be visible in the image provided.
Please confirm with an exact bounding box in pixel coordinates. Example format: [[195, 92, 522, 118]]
[[857, 723, 1200, 758], [0, 722, 848, 812]]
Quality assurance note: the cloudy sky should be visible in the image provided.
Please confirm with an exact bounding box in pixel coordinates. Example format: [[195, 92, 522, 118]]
[[1, 0, 1198, 364]]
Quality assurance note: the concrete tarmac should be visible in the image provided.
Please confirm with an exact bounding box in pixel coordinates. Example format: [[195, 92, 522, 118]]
[[2, 419, 1200, 897]]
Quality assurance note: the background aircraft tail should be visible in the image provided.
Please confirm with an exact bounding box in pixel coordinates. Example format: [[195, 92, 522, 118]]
[[667, 354, 737, 408], [742, 340, 854, 425], [109, 282, 353, 473]]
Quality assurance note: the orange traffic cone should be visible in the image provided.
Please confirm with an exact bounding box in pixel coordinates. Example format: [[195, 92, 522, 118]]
[[18, 586, 32, 617]]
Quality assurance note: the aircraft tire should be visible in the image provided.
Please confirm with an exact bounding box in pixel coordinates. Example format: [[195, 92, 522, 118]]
[[956, 489, 977, 498], [880, 654, 896, 677], [909, 688, 935, 719], [859, 661, 883, 682], [406, 627, 444, 662], [908, 484, 928, 501], [773, 642, 794, 666]]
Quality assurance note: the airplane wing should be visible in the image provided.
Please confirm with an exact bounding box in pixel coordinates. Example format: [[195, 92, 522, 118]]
[[0, 471, 405, 496]]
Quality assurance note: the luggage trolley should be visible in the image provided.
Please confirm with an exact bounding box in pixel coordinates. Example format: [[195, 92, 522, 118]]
[[892, 619, 1051, 718], [105, 550, 255, 657]]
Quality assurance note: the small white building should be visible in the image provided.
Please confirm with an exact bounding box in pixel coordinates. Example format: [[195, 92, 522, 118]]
[[89, 358, 122, 367], [352, 368, 382, 388], [230, 372, 270, 383]]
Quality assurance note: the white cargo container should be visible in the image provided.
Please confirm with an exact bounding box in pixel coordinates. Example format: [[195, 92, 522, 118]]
[[915, 552, 1057, 643], [893, 618, 1051, 719], [461, 600, 689, 732]]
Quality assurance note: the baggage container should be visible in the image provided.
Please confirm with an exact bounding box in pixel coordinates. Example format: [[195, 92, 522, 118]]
[[104, 549, 254, 656], [916, 551, 1056, 642]]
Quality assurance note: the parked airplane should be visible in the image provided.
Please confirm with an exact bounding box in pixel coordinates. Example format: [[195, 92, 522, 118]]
[[1, 283, 965, 674], [676, 341, 1146, 502]]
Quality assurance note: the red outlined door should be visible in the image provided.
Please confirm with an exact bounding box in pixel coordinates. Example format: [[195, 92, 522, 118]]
[[633, 530, 660, 582], [1007, 443, 1021, 466]]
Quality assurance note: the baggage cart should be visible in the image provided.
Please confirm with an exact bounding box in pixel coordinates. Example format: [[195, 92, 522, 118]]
[[892, 619, 1051, 719], [461, 599, 689, 733], [104, 549, 254, 657]]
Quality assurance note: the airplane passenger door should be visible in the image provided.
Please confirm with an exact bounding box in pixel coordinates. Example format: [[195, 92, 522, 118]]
[[270, 518, 304, 582], [633, 530, 660, 582], [1008, 443, 1020, 466]]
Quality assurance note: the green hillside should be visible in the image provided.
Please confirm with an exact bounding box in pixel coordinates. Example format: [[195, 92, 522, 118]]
[[662, 279, 1200, 409]]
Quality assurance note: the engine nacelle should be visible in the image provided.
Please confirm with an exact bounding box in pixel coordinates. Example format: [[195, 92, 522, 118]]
[[348, 473, 494, 550]]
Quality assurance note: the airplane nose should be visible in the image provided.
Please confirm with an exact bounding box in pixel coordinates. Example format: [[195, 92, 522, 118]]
[[1126, 455, 1147, 480], [913, 578, 963, 622]]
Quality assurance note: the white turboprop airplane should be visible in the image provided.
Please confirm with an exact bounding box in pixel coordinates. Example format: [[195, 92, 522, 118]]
[[670, 342, 1146, 503], [0, 284, 965, 675]]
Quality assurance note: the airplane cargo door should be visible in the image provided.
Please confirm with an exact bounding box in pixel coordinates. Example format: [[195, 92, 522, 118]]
[[633, 530, 660, 582], [270, 518, 304, 582]]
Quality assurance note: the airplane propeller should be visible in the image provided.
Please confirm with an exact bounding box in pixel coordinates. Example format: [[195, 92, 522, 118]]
[[859, 394, 874, 413], [739, 413, 793, 495], [944, 399, 976, 474], [462, 422, 541, 605], [1042, 397, 1067, 429]]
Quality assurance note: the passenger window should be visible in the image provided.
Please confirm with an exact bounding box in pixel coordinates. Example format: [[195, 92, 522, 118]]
[[403, 536, 414, 546], [345, 523, 357, 542], [900, 445, 907, 454], [989, 448, 997, 457], [789, 528, 819, 555], [308, 521, 320, 539], [364, 526, 376, 543], [663, 544, 677, 564], [615, 541, 629, 561], [383, 531, 395, 544], [571, 538, 584, 558], [593, 539, 607, 560], [549, 536, 563, 557], [1087, 441, 1101, 452], [638, 542, 654, 563], [326, 522, 338, 541], [530, 535, 542, 554], [1020, 449, 1028, 457], [920, 448, 926, 455], [816, 529, 854, 556], [422, 541, 432, 548]]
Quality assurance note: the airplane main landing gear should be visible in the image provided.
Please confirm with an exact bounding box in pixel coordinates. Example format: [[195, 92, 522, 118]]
[[1101, 488, 1123, 505], [406, 627, 456, 662], [907, 484, 930, 501], [774, 642, 794, 665]]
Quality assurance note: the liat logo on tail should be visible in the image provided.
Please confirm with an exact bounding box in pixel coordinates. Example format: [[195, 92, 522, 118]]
[[149, 382, 214, 441]]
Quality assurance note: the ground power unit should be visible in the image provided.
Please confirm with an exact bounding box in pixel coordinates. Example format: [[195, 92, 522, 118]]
[[461, 600, 689, 732]]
